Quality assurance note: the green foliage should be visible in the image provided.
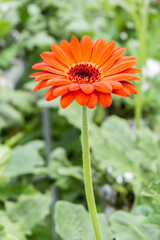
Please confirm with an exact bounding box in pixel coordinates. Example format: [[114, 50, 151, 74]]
[[7, 140, 45, 178], [0, 0, 160, 239], [0, 211, 26, 240], [55, 202, 160, 240], [6, 194, 52, 233], [142, 182, 160, 199], [0, 145, 11, 185], [55, 201, 113, 240]]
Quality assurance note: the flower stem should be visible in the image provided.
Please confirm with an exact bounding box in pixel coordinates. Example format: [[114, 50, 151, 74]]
[[81, 106, 103, 240], [130, 0, 150, 129]]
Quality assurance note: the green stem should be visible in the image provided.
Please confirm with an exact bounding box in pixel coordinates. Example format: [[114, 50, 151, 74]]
[[130, 0, 150, 129], [81, 106, 103, 240]]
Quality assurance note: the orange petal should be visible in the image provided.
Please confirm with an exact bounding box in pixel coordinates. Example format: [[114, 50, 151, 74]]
[[68, 83, 80, 91], [91, 38, 107, 63], [45, 87, 57, 101], [29, 72, 44, 78], [120, 67, 141, 74], [98, 92, 112, 107], [60, 40, 77, 65], [118, 56, 136, 61], [35, 73, 56, 81], [70, 36, 83, 62], [53, 85, 70, 97], [92, 82, 112, 93], [87, 92, 98, 109], [80, 84, 94, 94], [60, 92, 75, 108], [80, 35, 92, 62], [103, 73, 140, 81], [40, 52, 67, 71], [107, 81, 123, 89], [74, 90, 89, 106], [104, 60, 137, 76], [47, 78, 71, 86], [112, 87, 130, 97], [102, 48, 126, 73], [32, 62, 66, 76], [96, 41, 116, 66], [121, 81, 137, 94], [51, 44, 72, 66], [33, 80, 48, 92]]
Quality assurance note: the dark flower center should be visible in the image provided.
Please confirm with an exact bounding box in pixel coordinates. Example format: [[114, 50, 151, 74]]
[[67, 62, 102, 83]]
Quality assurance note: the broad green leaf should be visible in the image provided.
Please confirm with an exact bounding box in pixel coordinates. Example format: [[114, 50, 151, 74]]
[[58, 166, 83, 180], [91, 140, 145, 183], [0, 45, 19, 69], [132, 205, 153, 217], [0, 225, 7, 240], [7, 140, 45, 178], [66, 19, 90, 32], [37, 98, 59, 108], [0, 19, 12, 38], [6, 194, 52, 233], [137, 126, 160, 166], [31, 220, 53, 240], [110, 211, 146, 240], [48, 147, 83, 181], [0, 90, 36, 113], [0, 183, 38, 202], [101, 116, 134, 150], [0, 211, 26, 240], [142, 182, 160, 199], [98, 214, 113, 240], [0, 145, 11, 184], [58, 102, 95, 129], [55, 201, 112, 240], [0, 103, 24, 129], [25, 32, 54, 50], [142, 214, 160, 229]]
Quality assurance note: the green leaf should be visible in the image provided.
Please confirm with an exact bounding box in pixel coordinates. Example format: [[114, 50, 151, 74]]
[[58, 166, 83, 180], [6, 194, 52, 233], [55, 201, 112, 240], [110, 211, 146, 240], [132, 205, 153, 217], [0, 225, 7, 240], [91, 140, 145, 183], [25, 32, 54, 50], [0, 45, 19, 69], [0, 183, 38, 202], [0, 19, 12, 38], [58, 102, 95, 129], [0, 103, 24, 129], [101, 116, 134, 150], [66, 19, 90, 32], [142, 182, 160, 199], [0, 90, 36, 113], [48, 148, 83, 180], [0, 211, 26, 240], [0, 145, 11, 185], [7, 140, 45, 178], [98, 214, 114, 240], [37, 97, 59, 109], [142, 214, 160, 229]]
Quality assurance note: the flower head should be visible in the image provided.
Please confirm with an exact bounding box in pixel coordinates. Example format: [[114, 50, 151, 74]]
[[30, 36, 140, 109]]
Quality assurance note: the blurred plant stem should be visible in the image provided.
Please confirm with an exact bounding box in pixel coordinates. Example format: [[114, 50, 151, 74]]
[[81, 106, 103, 240], [130, 0, 150, 129]]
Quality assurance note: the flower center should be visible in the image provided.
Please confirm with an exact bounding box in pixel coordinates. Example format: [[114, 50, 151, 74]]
[[66, 62, 102, 83]]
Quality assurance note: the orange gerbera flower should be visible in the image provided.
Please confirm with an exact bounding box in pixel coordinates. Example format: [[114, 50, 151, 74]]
[[30, 36, 140, 109]]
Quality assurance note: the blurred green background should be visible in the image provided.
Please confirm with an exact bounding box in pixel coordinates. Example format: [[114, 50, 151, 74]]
[[0, 0, 160, 239]]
